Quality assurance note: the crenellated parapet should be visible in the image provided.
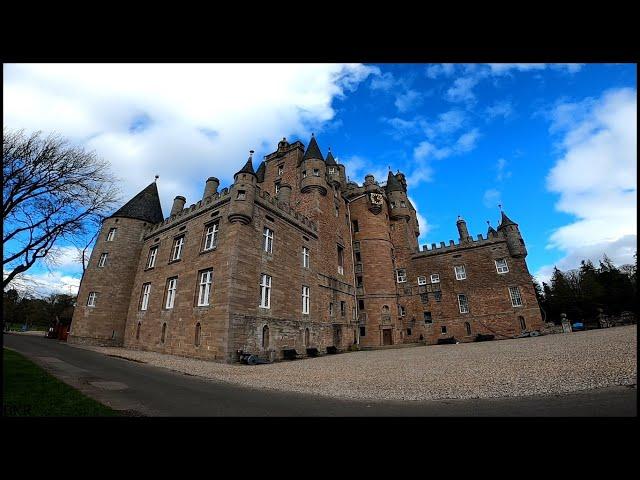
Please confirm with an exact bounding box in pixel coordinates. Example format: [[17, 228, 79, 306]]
[[254, 186, 318, 235], [415, 232, 507, 257]]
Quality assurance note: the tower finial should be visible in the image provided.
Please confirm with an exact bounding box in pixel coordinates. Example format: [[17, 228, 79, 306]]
[[487, 220, 491, 226], [154, 175, 159, 182], [498, 203, 503, 212], [249, 150, 254, 159]]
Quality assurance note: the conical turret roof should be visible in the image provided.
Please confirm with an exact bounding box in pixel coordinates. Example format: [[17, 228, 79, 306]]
[[302, 134, 324, 161], [385, 171, 404, 193], [255, 161, 265, 182], [325, 148, 337, 166], [497, 210, 517, 230], [236, 154, 256, 177], [111, 181, 164, 224]]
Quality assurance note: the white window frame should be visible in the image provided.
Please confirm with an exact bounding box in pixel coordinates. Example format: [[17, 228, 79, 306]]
[[302, 170, 307, 178], [398, 305, 406, 317], [455, 265, 467, 280], [165, 277, 177, 309], [431, 274, 440, 283], [303, 246, 310, 268], [509, 286, 523, 307], [172, 236, 184, 261], [106, 228, 116, 241], [278, 165, 284, 176], [141, 283, 151, 311], [197, 270, 213, 306], [417, 276, 427, 285], [396, 269, 407, 283], [263, 227, 273, 254], [87, 292, 97, 307], [259, 274, 271, 308], [337, 245, 344, 275], [328, 166, 336, 174], [313, 169, 320, 177], [400, 200, 406, 207], [203, 222, 219, 251], [98, 253, 108, 267], [147, 246, 158, 268], [457, 293, 469, 314], [495, 258, 509, 274], [302, 285, 310, 314], [274, 182, 280, 194]]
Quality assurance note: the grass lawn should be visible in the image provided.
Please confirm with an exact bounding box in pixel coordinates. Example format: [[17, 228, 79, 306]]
[[3, 348, 118, 416]]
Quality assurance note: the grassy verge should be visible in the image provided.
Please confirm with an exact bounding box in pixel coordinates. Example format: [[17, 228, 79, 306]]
[[3, 348, 118, 417]]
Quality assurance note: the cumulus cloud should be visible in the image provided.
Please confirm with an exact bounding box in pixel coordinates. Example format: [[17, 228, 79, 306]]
[[394, 89, 423, 113], [409, 196, 431, 245], [425, 63, 456, 79], [4, 63, 378, 217], [483, 189, 502, 209], [486, 100, 514, 119], [495, 158, 512, 182], [446, 77, 479, 103], [4, 269, 81, 298], [535, 87, 637, 282]]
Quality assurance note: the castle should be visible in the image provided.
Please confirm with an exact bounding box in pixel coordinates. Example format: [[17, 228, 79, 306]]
[[68, 135, 543, 362]]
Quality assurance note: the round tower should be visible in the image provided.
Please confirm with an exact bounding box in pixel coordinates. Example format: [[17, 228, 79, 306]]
[[385, 171, 411, 220], [69, 181, 164, 346], [227, 151, 257, 225], [498, 210, 527, 257], [456, 216, 471, 243], [300, 134, 327, 195]]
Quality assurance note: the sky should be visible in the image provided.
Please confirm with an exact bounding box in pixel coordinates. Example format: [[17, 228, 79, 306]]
[[3, 63, 637, 297]]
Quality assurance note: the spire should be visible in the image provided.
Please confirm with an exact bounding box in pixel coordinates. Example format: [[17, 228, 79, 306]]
[[487, 220, 498, 236], [385, 171, 403, 192], [325, 147, 337, 166], [255, 161, 266, 182], [111, 181, 164, 224], [302, 134, 324, 161], [236, 150, 257, 177], [497, 210, 517, 230]]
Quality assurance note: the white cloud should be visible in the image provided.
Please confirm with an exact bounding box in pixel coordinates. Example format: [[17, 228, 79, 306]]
[[4, 63, 377, 217], [394, 89, 423, 113], [536, 87, 637, 281], [446, 77, 479, 103], [486, 100, 514, 119], [4, 269, 81, 298], [483, 189, 502, 209], [486, 63, 583, 75], [495, 157, 512, 182], [409, 196, 430, 245], [339, 155, 388, 186], [425, 63, 456, 79]]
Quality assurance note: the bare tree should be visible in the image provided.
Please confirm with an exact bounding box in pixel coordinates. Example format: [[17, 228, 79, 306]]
[[3, 128, 120, 289]]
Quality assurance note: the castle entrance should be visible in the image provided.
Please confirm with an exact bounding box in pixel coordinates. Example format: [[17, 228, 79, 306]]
[[382, 328, 393, 346], [333, 325, 342, 347]]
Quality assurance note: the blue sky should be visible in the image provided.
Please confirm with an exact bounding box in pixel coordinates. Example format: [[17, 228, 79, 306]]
[[3, 63, 637, 296]]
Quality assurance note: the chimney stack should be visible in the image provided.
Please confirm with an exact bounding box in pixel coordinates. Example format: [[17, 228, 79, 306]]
[[170, 196, 186, 216], [203, 177, 220, 199]]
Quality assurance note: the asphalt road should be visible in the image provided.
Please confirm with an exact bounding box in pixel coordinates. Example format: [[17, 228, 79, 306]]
[[3, 333, 636, 417]]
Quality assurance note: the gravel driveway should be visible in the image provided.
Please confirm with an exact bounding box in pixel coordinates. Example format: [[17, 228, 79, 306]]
[[72, 325, 637, 401]]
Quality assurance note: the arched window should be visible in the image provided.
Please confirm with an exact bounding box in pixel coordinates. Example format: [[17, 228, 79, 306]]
[[195, 322, 201, 346], [381, 305, 390, 323], [161, 323, 167, 343], [464, 322, 471, 335], [518, 316, 526, 331], [262, 325, 270, 349], [304, 328, 310, 347], [136, 322, 141, 340]]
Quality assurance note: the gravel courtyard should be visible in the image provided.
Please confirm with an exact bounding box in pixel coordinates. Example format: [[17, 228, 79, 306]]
[[74, 325, 637, 401]]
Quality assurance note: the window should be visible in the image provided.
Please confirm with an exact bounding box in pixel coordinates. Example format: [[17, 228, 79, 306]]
[[424, 311, 432, 323], [337, 245, 344, 274], [171, 236, 184, 261], [407, 328, 412, 336], [398, 305, 406, 317], [328, 166, 336, 174], [390, 201, 396, 208], [518, 316, 527, 330], [274, 182, 280, 194], [355, 251, 362, 262], [417, 276, 427, 285], [236, 190, 246, 200], [495, 258, 509, 274], [165, 277, 177, 309], [441, 325, 447, 334], [396, 269, 407, 283], [302, 246, 310, 268], [302, 170, 307, 178], [302, 286, 310, 314], [352, 220, 359, 232], [197, 270, 213, 306], [434, 291, 442, 302], [358, 299, 365, 310], [313, 169, 320, 177], [277, 164, 284, 176], [458, 294, 469, 313], [262, 325, 270, 349], [147, 246, 158, 268], [356, 275, 363, 287], [400, 200, 406, 208], [98, 253, 108, 267], [329, 302, 334, 316], [263, 227, 273, 253], [141, 283, 151, 311], [465, 322, 472, 335], [161, 323, 167, 343], [341, 301, 346, 317], [509, 286, 523, 307], [195, 323, 201, 346], [203, 221, 219, 251], [360, 326, 366, 337], [454, 265, 466, 280], [87, 292, 97, 307], [431, 274, 440, 283], [259, 274, 271, 308], [353, 241, 360, 252], [136, 322, 141, 340], [420, 293, 429, 303], [106, 228, 116, 241]]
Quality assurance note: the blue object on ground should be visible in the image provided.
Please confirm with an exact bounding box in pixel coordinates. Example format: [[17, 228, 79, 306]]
[[572, 322, 584, 330]]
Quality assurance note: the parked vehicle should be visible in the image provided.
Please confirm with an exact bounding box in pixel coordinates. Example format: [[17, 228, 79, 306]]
[[572, 322, 585, 331]]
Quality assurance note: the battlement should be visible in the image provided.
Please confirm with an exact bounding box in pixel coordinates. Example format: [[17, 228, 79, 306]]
[[416, 232, 506, 257], [255, 186, 318, 234]]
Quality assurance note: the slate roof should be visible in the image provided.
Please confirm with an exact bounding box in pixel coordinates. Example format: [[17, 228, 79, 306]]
[[325, 149, 337, 166], [236, 156, 256, 176], [497, 211, 517, 229], [302, 135, 324, 161], [385, 171, 404, 192], [255, 161, 266, 182], [111, 182, 164, 224]]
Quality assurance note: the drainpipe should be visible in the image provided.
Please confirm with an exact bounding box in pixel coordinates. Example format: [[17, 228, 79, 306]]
[[346, 193, 366, 346]]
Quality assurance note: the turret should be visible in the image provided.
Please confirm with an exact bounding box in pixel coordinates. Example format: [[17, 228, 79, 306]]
[[326, 148, 342, 188], [227, 151, 257, 225], [170, 196, 186, 216], [497, 210, 527, 257], [276, 183, 292, 204], [203, 177, 219, 199], [385, 171, 411, 220], [456, 216, 471, 243], [300, 134, 327, 195]]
